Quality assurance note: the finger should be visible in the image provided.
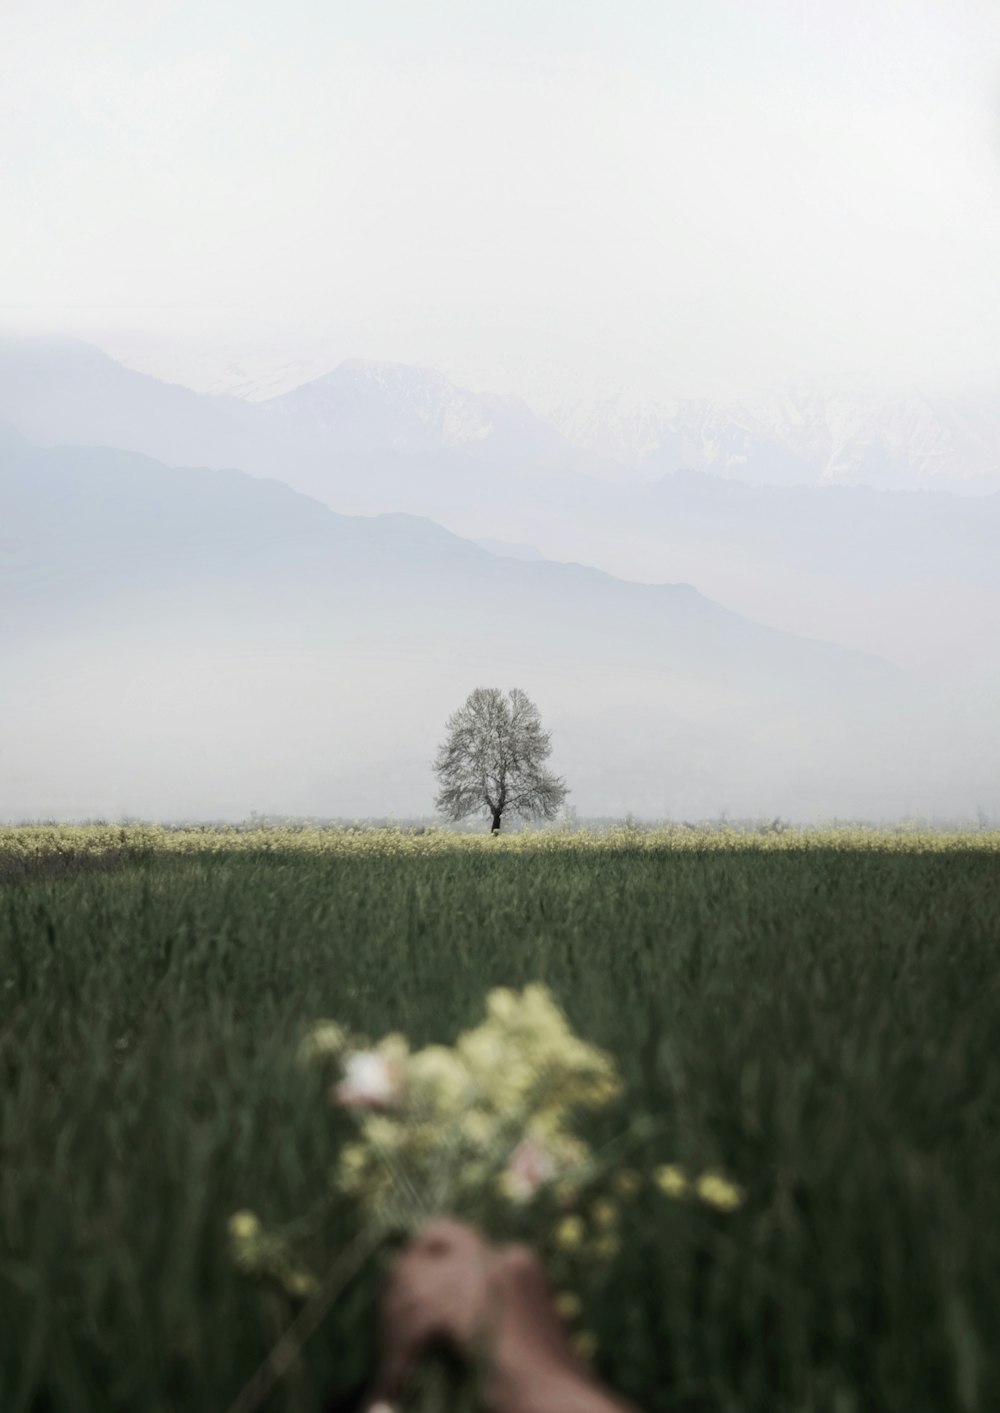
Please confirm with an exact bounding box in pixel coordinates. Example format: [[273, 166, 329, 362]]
[[373, 1273, 424, 1402], [494, 1243, 581, 1360], [373, 1219, 501, 1401]]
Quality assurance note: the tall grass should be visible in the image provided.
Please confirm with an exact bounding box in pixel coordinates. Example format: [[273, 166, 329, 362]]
[[1, 830, 999, 1411]]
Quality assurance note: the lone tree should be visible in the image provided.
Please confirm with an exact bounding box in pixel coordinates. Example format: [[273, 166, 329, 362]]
[[433, 687, 568, 833]]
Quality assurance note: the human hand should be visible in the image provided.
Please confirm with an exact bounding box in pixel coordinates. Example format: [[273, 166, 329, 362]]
[[368, 1218, 498, 1403], [367, 1219, 636, 1413]]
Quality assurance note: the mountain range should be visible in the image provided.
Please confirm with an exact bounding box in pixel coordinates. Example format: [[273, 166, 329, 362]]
[[549, 384, 1000, 492], [4, 335, 1000, 496], [2, 335, 998, 677], [6, 424, 991, 822]]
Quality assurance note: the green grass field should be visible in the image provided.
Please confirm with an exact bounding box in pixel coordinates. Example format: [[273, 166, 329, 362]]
[[2, 826, 999, 1412]]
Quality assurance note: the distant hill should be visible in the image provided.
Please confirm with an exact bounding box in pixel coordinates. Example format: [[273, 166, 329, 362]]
[[0, 336, 262, 474], [4, 428, 993, 822], [474, 538, 545, 561], [526, 470, 1000, 676], [2, 336, 998, 678], [0, 336, 589, 515]]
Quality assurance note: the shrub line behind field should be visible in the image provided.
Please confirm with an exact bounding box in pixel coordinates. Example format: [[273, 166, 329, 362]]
[[2, 821, 1000, 867]]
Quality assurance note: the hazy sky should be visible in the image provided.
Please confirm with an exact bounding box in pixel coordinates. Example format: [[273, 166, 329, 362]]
[[4, 0, 1000, 403]]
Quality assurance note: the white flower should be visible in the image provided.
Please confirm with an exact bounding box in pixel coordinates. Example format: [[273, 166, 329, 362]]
[[335, 1050, 405, 1110]]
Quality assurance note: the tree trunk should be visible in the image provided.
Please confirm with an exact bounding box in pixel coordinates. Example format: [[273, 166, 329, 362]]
[[490, 809, 502, 834]]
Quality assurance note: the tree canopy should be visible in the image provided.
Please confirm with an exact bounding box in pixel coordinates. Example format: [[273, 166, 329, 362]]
[[432, 687, 568, 832]]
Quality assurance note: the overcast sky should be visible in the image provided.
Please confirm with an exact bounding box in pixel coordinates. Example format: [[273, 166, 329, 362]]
[[3, 0, 1000, 404]]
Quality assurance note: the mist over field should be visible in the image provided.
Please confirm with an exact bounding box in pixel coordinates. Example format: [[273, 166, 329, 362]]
[[2, 0, 999, 823]]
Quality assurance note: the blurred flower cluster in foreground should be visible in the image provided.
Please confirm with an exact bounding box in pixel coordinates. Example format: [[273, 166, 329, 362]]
[[310, 984, 620, 1231], [230, 985, 744, 1364]]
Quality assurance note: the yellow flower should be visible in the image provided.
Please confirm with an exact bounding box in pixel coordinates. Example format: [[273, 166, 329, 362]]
[[615, 1169, 642, 1198], [695, 1170, 745, 1212], [228, 1210, 261, 1241], [337, 1142, 368, 1178], [486, 987, 518, 1022], [592, 1231, 621, 1261], [346, 1142, 368, 1168], [555, 1214, 585, 1251], [573, 1330, 598, 1361], [409, 1045, 469, 1109], [555, 1290, 582, 1321], [591, 1198, 618, 1230], [457, 1027, 506, 1072], [309, 985, 624, 1238], [298, 1021, 349, 1064], [361, 1116, 405, 1151], [377, 1032, 411, 1067], [554, 1179, 580, 1208], [284, 1268, 319, 1299], [462, 1110, 496, 1150], [655, 1164, 690, 1199]]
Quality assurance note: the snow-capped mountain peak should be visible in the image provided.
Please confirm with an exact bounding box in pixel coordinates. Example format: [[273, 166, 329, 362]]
[[262, 357, 553, 454], [547, 383, 1000, 491]]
